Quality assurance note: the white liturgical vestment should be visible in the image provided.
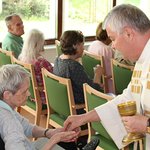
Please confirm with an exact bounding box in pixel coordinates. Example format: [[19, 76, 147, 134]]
[[95, 39, 150, 149]]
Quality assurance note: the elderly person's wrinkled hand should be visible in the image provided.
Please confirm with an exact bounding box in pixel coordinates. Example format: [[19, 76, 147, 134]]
[[122, 114, 148, 133], [53, 130, 79, 143], [46, 127, 80, 140], [42, 130, 79, 150]]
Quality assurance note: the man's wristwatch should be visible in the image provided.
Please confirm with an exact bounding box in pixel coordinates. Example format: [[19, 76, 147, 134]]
[[146, 118, 150, 133]]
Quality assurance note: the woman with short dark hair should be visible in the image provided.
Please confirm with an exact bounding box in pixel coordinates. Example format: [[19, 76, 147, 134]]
[[53, 30, 103, 105]]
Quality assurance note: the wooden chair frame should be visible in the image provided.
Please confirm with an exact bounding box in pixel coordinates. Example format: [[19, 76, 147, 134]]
[[42, 68, 87, 136], [111, 59, 134, 95], [55, 40, 62, 56], [82, 50, 108, 93], [83, 83, 112, 143], [12, 56, 47, 126]]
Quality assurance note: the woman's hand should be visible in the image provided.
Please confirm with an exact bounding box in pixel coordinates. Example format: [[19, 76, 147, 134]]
[[93, 64, 104, 86], [122, 114, 148, 133], [94, 64, 104, 76], [42, 128, 80, 150], [52, 130, 79, 143], [46, 127, 80, 139]]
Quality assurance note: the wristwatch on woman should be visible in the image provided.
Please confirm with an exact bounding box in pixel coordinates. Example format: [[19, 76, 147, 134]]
[[146, 118, 150, 133]]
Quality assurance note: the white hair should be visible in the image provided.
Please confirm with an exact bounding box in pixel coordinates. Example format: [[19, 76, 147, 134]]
[[103, 4, 150, 34], [18, 29, 45, 63], [0, 64, 30, 99]]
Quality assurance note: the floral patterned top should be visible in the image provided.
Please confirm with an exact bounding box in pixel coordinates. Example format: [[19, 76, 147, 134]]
[[34, 56, 53, 104]]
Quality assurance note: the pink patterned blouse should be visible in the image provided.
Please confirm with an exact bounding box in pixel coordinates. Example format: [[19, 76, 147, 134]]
[[33, 56, 53, 104]]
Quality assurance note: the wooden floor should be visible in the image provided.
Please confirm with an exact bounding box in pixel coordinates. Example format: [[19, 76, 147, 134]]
[[20, 108, 47, 128]]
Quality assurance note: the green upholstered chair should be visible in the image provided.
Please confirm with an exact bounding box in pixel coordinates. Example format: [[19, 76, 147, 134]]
[[81, 50, 108, 93], [83, 83, 136, 150], [55, 40, 62, 56], [0, 48, 14, 67], [111, 59, 134, 95], [42, 68, 88, 136], [12, 56, 47, 126]]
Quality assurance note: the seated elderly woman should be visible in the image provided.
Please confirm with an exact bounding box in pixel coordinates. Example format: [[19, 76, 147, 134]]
[[53, 30, 103, 106], [18, 29, 53, 105], [0, 64, 79, 150]]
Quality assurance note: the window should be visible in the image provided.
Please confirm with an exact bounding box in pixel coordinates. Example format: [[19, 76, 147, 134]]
[[63, 0, 113, 37], [0, 0, 113, 44], [0, 0, 57, 42], [3, 0, 146, 44]]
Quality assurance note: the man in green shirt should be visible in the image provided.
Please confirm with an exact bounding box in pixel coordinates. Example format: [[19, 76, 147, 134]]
[[2, 14, 24, 58]]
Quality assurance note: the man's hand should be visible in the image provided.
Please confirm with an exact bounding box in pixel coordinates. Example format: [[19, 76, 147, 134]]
[[122, 114, 148, 133], [64, 115, 84, 131], [64, 110, 100, 131]]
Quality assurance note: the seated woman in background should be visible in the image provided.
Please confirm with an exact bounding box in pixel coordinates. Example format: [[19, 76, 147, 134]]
[[18, 29, 53, 105], [88, 22, 114, 93], [53, 30, 103, 106]]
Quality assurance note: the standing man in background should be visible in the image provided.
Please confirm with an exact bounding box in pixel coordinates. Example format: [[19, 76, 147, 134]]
[[2, 14, 24, 58]]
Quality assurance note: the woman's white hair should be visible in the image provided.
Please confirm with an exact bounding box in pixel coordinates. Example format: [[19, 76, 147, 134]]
[[18, 29, 45, 63], [0, 64, 30, 99], [103, 4, 150, 34]]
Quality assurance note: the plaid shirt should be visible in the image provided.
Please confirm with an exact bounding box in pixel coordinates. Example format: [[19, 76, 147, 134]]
[[34, 57, 53, 104]]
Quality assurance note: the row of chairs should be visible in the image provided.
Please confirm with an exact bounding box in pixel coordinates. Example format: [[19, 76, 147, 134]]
[[0, 48, 138, 149], [42, 45, 138, 149], [42, 65, 141, 149]]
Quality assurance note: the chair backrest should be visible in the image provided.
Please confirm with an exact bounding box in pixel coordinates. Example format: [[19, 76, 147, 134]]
[[42, 68, 88, 136], [55, 40, 62, 56], [83, 83, 120, 149], [0, 48, 14, 67], [12, 56, 39, 103], [81, 50, 107, 92], [83, 83, 113, 139], [42, 68, 76, 122], [11, 56, 45, 126], [111, 59, 134, 95]]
